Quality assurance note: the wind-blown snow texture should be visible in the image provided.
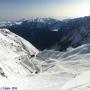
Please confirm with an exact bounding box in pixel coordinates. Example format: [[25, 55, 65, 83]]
[[0, 28, 90, 90]]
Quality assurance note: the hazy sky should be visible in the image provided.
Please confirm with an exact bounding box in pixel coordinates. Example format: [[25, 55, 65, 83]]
[[0, 0, 90, 20]]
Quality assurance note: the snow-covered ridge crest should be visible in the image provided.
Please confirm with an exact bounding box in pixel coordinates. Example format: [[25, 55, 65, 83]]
[[0, 28, 39, 55]]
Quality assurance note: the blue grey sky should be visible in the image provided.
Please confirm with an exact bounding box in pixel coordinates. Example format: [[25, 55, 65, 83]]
[[0, 0, 90, 20]]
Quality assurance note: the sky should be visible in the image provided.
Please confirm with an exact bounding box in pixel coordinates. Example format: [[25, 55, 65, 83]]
[[0, 0, 90, 21]]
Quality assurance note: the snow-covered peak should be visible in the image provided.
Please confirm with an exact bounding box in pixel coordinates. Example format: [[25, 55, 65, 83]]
[[29, 18, 58, 23]]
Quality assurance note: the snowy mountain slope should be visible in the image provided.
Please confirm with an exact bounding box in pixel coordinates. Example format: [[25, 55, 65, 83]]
[[0, 28, 39, 77], [31, 44, 90, 90], [61, 70, 90, 90], [0, 28, 90, 90]]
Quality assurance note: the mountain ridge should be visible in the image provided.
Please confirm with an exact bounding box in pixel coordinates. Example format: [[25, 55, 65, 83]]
[[1, 16, 90, 51]]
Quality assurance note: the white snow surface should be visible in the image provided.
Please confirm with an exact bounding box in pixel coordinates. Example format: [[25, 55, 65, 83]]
[[0, 28, 90, 90]]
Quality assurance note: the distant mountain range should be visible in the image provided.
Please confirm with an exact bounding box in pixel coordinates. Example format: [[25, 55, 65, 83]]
[[1, 16, 90, 51]]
